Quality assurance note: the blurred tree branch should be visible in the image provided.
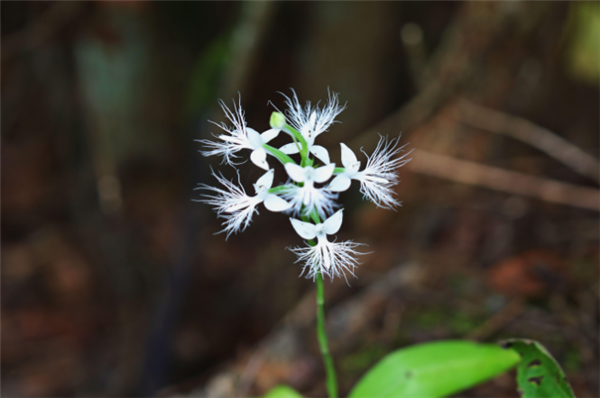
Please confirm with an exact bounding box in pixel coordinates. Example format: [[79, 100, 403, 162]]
[[351, 2, 597, 211], [409, 150, 600, 212], [459, 100, 600, 183]]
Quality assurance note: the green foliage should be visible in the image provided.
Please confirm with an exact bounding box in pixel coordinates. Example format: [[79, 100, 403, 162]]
[[186, 34, 230, 114], [502, 339, 576, 398], [348, 340, 520, 398], [263, 385, 304, 398], [565, 2, 600, 85]]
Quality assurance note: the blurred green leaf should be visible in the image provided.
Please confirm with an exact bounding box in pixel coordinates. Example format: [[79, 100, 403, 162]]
[[263, 385, 303, 398], [565, 2, 600, 85], [502, 339, 576, 398], [348, 340, 520, 398], [186, 34, 230, 114]]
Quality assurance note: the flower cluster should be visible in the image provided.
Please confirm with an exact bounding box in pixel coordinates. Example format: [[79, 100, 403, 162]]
[[197, 90, 411, 281]]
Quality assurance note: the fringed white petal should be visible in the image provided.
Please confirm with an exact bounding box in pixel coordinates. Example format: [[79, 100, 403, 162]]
[[195, 171, 261, 239], [289, 238, 364, 282], [199, 98, 253, 166], [280, 88, 346, 143], [355, 135, 412, 209], [281, 185, 338, 219]]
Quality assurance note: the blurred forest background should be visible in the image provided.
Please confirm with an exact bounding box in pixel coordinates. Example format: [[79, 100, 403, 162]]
[[1, 1, 599, 397]]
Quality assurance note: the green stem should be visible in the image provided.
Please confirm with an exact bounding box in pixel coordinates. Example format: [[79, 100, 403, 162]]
[[267, 185, 290, 194], [316, 272, 338, 398], [263, 144, 297, 165], [283, 124, 310, 166], [301, 214, 338, 398], [309, 208, 321, 224]]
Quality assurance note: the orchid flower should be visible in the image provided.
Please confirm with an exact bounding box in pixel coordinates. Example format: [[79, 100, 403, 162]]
[[329, 136, 412, 209], [198, 91, 411, 398], [282, 163, 338, 218], [199, 98, 280, 170], [198, 91, 409, 280], [196, 169, 291, 239], [278, 89, 345, 164], [289, 209, 362, 281]]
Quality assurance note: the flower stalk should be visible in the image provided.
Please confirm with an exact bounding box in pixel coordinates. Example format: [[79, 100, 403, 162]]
[[304, 214, 338, 398], [197, 89, 410, 397], [263, 144, 296, 165], [316, 271, 338, 398]]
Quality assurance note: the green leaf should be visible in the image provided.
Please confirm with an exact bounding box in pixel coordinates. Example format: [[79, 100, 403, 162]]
[[565, 2, 600, 85], [263, 385, 304, 398], [502, 339, 576, 398], [348, 340, 520, 398]]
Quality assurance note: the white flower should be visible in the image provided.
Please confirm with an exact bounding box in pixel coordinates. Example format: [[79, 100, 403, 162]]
[[329, 135, 411, 209], [282, 163, 338, 218], [278, 89, 345, 164], [288, 209, 363, 281], [199, 98, 280, 170], [196, 169, 291, 238]]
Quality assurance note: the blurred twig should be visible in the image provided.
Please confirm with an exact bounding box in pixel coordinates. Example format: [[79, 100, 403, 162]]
[[410, 149, 600, 212], [2, 2, 83, 60], [352, 2, 556, 152], [459, 100, 600, 183]]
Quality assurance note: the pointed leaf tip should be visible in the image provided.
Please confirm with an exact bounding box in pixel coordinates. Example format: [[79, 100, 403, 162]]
[[349, 340, 520, 398]]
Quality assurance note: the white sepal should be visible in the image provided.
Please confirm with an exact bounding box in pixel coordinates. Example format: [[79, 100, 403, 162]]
[[254, 169, 274, 192], [314, 163, 335, 183], [246, 128, 263, 148], [340, 143, 357, 165], [260, 128, 280, 143], [340, 143, 361, 174], [328, 174, 351, 192], [309, 145, 331, 164], [323, 209, 343, 235], [290, 218, 317, 240], [264, 194, 292, 212], [250, 148, 269, 170], [284, 163, 306, 182], [279, 143, 301, 155]]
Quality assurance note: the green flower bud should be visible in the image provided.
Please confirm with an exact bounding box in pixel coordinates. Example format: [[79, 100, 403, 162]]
[[270, 111, 286, 129]]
